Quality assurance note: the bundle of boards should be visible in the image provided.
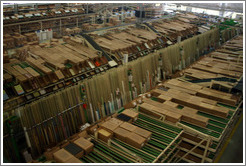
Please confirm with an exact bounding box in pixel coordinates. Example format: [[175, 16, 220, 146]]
[[183, 35, 243, 89], [130, 78, 241, 163], [42, 109, 183, 163], [150, 19, 199, 42], [90, 25, 167, 63]]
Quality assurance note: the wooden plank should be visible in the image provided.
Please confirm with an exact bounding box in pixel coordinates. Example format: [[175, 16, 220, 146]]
[[25, 67, 40, 77]]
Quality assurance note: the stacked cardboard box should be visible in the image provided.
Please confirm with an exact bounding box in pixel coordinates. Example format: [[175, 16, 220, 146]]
[[140, 98, 209, 127], [53, 148, 83, 163], [124, 17, 136, 23], [3, 34, 15, 49], [98, 117, 152, 149], [12, 33, 27, 47], [24, 32, 39, 42]]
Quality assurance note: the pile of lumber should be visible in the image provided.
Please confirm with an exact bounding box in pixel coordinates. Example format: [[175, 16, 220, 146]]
[[12, 33, 28, 47], [98, 116, 151, 149], [184, 35, 243, 83], [109, 17, 121, 25], [3, 34, 15, 49], [82, 23, 103, 31], [124, 17, 136, 23], [151, 19, 198, 41], [3, 35, 103, 93], [44, 131, 93, 163], [3, 32, 39, 49], [63, 27, 82, 35], [91, 26, 166, 61], [222, 36, 243, 51], [136, 78, 239, 131]]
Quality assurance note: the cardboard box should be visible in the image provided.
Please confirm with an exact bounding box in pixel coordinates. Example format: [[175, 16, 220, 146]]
[[133, 127, 152, 142], [126, 132, 146, 149], [122, 109, 139, 121], [107, 118, 124, 126], [113, 127, 131, 142], [73, 137, 94, 154], [98, 128, 113, 142], [101, 121, 119, 132], [164, 111, 182, 123], [163, 100, 179, 108], [53, 148, 74, 163], [120, 122, 137, 132], [65, 156, 83, 163]]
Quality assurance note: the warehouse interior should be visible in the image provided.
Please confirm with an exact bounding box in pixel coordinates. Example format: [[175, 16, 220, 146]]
[[2, 2, 244, 164]]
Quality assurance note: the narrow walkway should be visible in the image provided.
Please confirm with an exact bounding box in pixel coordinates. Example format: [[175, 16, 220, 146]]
[[217, 114, 243, 163]]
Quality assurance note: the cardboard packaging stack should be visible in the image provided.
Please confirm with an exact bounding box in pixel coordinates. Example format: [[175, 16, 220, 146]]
[[124, 17, 136, 23], [12, 33, 27, 47], [3, 34, 16, 49], [44, 131, 94, 163], [24, 32, 39, 45], [98, 112, 152, 149]]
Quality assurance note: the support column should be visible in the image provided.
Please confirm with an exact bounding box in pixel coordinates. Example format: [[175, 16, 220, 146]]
[[219, 3, 226, 17], [60, 19, 62, 36]]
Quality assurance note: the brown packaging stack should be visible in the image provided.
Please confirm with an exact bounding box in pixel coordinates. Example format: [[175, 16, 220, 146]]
[[53, 148, 73, 163], [120, 122, 137, 132], [113, 127, 131, 142], [101, 121, 120, 132], [13, 34, 27, 47], [73, 137, 94, 154], [24, 32, 39, 42], [121, 109, 139, 122], [65, 157, 83, 163], [3, 35, 15, 49], [133, 127, 152, 142], [126, 132, 146, 149], [98, 128, 113, 142]]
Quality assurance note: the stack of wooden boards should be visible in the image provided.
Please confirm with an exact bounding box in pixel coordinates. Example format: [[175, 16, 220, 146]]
[[63, 27, 82, 36], [184, 35, 243, 87], [36, 108, 183, 163], [132, 78, 241, 162], [150, 19, 198, 42], [91, 26, 166, 62], [97, 113, 152, 149], [43, 131, 94, 163], [3, 35, 106, 98], [82, 23, 104, 31], [109, 17, 122, 25], [124, 17, 136, 23], [138, 78, 239, 129], [3, 32, 39, 49], [222, 35, 243, 51]]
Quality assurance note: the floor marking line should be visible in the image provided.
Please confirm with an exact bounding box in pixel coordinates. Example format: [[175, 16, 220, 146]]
[[214, 114, 243, 163]]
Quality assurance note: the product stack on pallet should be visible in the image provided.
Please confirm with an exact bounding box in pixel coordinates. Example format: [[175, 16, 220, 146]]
[[182, 35, 243, 90], [39, 109, 183, 163], [90, 25, 167, 63], [149, 19, 198, 42], [124, 76, 242, 163], [3, 35, 109, 112]]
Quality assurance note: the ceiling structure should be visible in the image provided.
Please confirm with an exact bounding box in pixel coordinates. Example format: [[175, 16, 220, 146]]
[[174, 3, 243, 13]]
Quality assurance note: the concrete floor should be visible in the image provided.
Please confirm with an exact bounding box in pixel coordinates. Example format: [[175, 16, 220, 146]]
[[218, 115, 243, 163]]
